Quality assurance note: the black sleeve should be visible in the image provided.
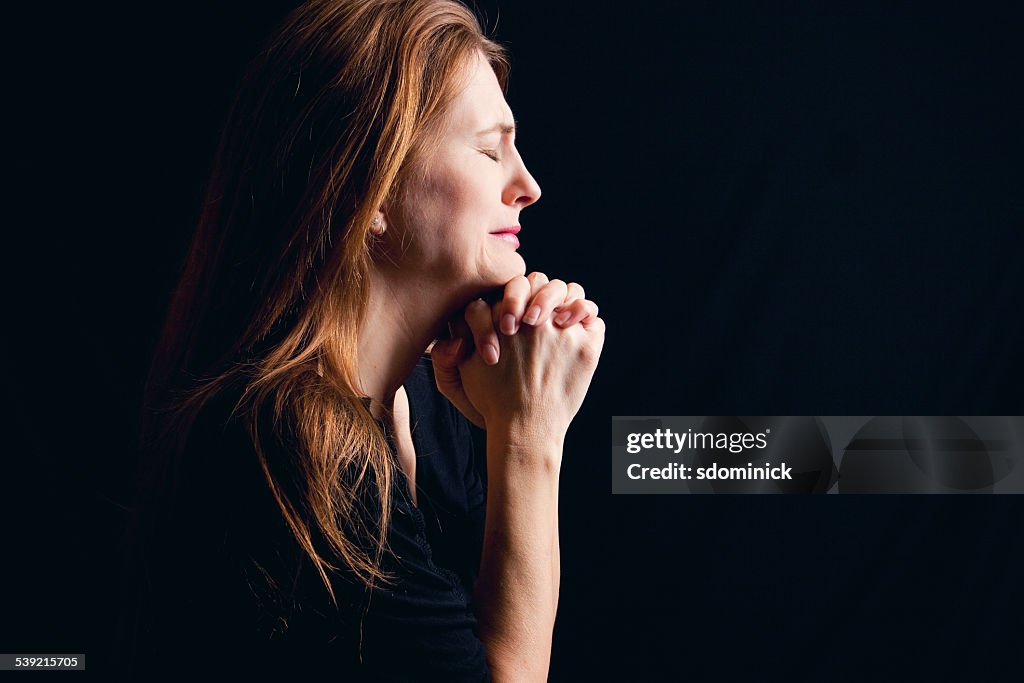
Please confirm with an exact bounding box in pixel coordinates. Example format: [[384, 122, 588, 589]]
[[352, 479, 492, 682]]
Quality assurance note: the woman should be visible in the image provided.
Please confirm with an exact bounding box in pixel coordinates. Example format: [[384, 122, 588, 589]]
[[118, 0, 603, 680]]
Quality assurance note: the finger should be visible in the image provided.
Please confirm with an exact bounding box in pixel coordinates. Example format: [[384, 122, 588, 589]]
[[562, 282, 586, 305], [448, 315, 472, 340], [580, 313, 606, 334], [430, 343, 485, 429], [498, 275, 532, 335], [522, 279, 568, 326], [553, 282, 586, 322], [430, 336, 466, 370], [430, 336, 463, 386], [464, 298, 500, 365], [554, 298, 599, 328], [526, 271, 549, 294], [577, 315, 606, 366], [447, 317, 474, 353]]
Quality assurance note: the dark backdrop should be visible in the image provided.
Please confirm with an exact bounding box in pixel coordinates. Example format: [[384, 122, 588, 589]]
[[7, 1, 1023, 680]]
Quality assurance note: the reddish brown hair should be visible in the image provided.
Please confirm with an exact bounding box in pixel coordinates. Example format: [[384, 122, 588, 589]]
[[141, 0, 507, 605]]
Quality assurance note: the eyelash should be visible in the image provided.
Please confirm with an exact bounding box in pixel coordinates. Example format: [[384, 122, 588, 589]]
[[480, 149, 500, 162]]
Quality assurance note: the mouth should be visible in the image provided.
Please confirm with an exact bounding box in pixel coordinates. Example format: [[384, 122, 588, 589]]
[[489, 225, 521, 248]]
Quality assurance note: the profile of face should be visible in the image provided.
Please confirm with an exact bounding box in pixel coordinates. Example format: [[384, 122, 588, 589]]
[[382, 51, 542, 300]]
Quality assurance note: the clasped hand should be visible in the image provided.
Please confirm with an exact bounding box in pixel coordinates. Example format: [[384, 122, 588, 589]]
[[432, 272, 605, 438]]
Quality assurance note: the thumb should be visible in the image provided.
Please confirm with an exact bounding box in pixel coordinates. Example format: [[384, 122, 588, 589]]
[[431, 336, 469, 403], [430, 337, 485, 429], [431, 337, 464, 377]]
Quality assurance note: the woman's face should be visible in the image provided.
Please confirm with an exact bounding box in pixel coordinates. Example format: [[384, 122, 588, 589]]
[[384, 51, 542, 298]]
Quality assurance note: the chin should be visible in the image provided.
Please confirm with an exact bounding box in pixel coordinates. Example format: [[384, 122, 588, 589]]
[[452, 256, 527, 304], [508, 253, 527, 279], [490, 254, 527, 288]]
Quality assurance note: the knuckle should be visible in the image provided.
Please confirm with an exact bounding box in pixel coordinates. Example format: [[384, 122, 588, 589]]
[[502, 295, 527, 311], [582, 316, 605, 335], [542, 281, 568, 303], [467, 309, 490, 329], [467, 316, 486, 333], [577, 342, 599, 364], [507, 275, 531, 293]]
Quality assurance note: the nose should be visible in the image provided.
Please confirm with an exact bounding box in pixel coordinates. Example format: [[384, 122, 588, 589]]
[[503, 149, 542, 209]]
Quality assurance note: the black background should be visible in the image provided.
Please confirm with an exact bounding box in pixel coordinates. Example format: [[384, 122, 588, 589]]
[[7, 1, 1024, 680]]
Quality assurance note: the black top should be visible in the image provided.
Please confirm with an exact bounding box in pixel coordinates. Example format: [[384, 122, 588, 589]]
[[130, 356, 491, 681]]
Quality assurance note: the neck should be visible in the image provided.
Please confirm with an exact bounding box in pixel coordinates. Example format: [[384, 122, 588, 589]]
[[357, 268, 453, 420]]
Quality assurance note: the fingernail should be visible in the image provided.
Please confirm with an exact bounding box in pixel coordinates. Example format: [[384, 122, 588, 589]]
[[501, 313, 517, 334], [554, 310, 571, 325], [483, 344, 499, 365], [523, 305, 541, 325], [452, 338, 463, 355]]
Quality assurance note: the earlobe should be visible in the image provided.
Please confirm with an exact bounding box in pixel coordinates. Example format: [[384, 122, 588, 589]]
[[370, 212, 386, 236]]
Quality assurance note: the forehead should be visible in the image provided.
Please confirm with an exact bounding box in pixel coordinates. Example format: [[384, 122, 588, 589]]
[[444, 52, 514, 133]]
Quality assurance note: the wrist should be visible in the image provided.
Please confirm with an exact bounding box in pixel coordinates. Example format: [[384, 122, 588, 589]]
[[485, 421, 564, 475], [487, 417, 565, 450]]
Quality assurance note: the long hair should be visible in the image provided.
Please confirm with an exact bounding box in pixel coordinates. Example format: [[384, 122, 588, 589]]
[[136, 0, 507, 613]]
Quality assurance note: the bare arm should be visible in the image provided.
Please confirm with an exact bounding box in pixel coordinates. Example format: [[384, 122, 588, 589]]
[[432, 274, 604, 681], [474, 430, 562, 681]]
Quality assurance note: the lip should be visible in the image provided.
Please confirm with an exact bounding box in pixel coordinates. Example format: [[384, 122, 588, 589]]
[[489, 232, 520, 248], [489, 224, 521, 249], [489, 225, 521, 235]]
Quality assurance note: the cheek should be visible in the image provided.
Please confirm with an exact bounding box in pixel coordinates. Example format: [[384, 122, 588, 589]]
[[391, 162, 508, 278], [392, 194, 478, 275], [417, 181, 489, 244]]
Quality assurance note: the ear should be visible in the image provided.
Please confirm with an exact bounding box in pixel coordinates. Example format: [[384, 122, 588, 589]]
[[370, 209, 387, 236]]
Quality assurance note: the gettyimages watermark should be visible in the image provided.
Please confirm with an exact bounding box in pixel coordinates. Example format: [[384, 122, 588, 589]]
[[612, 416, 1024, 494]]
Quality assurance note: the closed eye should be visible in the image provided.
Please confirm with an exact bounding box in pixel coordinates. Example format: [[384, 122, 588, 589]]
[[480, 149, 500, 162]]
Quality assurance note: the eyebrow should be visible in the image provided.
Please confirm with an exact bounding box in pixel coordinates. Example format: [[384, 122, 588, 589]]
[[475, 121, 517, 136]]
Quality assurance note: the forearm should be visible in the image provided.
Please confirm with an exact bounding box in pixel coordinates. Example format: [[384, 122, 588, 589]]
[[552, 476, 560, 611], [474, 427, 562, 682]]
